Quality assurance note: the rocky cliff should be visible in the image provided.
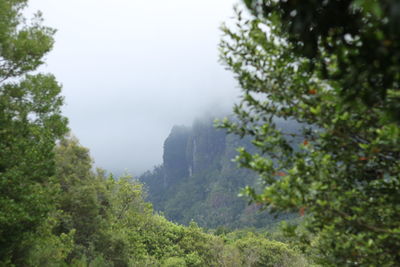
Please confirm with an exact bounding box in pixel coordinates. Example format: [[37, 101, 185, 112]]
[[140, 116, 297, 229]]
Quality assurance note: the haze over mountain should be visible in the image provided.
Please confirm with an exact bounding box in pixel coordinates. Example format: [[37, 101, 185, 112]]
[[27, 0, 240, 175]]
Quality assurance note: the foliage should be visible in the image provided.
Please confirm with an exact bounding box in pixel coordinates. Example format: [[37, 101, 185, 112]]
[[243, 0, 400, 121], [23, 136, 308, 266], [25, 212, 75, 267], [0, 0, 68, 263], [229, 232, 308, 267], [219, 3, 400, 266]]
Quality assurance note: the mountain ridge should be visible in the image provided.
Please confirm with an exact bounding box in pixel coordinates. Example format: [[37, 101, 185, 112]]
[[140, 116, 298, 229]]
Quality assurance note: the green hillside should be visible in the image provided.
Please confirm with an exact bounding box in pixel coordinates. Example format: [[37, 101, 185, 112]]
[[2, 136, 307, 266], [140, 116, 299, 229]]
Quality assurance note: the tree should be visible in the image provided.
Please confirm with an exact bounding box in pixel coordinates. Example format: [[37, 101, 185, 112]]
[[219, 3, 400, 266], [243, 0, 400, 121], [53, 136, 107, 262], [0, 0, 68, 263]]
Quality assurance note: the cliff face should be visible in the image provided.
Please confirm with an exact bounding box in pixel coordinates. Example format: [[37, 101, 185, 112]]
[[187, 118, 227, 175], [140, 117, 297, 229], [162, 125, 191, 187], [154, 118, 227, 189]]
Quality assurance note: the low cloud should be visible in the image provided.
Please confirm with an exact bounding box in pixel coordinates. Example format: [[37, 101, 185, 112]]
[[28, 0, 240, 175]]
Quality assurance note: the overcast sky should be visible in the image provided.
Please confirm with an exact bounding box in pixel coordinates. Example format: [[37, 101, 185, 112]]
[[27, 0, 241, 175]]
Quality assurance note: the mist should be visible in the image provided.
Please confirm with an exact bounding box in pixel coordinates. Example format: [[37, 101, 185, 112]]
[[27, 0, 241, 175]]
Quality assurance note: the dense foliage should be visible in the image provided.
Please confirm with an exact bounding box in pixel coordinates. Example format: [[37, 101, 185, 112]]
[[0, 0, 68, 263], [23, 136, 309, 266], [219, 2, 400, 266], [243, 0, 400, 121]]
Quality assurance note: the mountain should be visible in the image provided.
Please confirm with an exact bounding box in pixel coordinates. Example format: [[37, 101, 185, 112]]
[[140, 116, 298, 229]]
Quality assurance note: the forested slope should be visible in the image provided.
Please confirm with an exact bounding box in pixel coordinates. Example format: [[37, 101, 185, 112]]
[[22, 136, 308, 266], [140, 116, 300, 229]]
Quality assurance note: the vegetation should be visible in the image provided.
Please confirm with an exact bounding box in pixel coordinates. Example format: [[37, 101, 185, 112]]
[[219, 1, 400, 266], [141, 117, 297, 229], [10, 135, 309, 266], [243, 0, 400, 121], [0, 0, 68, 263], [2, 0, 398, 265]]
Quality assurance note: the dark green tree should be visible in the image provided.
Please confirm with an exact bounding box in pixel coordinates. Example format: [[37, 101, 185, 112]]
[[219, 3, 400, 266], [243, 0, 400, 121], [0, 0, 68, 263]]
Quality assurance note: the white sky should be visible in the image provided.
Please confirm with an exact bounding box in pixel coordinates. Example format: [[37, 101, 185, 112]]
[[27, 0, 241, 175]]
